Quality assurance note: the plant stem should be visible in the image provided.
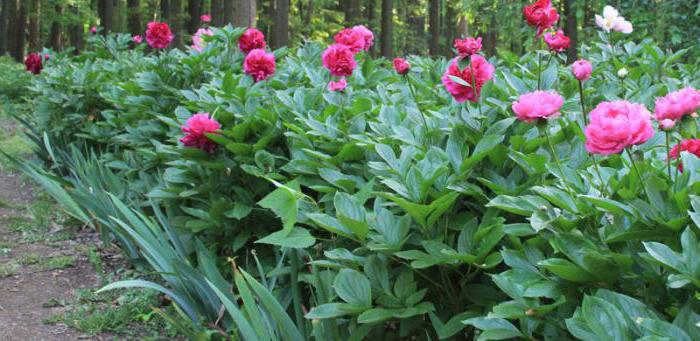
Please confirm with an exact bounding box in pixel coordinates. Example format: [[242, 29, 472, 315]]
[[289, 249, 306, 337], [537, 50, 542, 90], [665, 131, 672, 179], [543, 126, 574, 195], [625, 148, 650, 200], [405, 74, 429, 127], [578, 80, 606, 195]]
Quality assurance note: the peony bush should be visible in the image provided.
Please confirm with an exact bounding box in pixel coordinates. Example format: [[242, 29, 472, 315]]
[[7, 2, 700, 340]]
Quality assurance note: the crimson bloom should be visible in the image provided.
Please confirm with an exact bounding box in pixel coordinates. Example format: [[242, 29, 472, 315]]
[[24, 53, 43, 75], [322, 44, 357, 77], [584, 101, 654, 155], [654, 87, 700, 121], [544, 30, 570, 52], [523, 0, 559, 38], [454, 37, 482, 57], [441, 55, 495, 103], [512, 91, 564, 123], [145, 22, 174, 49], [244, 49, 276, 82], [670, 139, 700, 172], [393, 58, 410, 75], [238, 28, 267, 54], [180, 113, 221, 153]]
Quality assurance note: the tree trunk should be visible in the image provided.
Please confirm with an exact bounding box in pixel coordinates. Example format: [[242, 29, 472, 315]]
[[187, 0, 201, 33], [0, 0, 9, 55], [50, 5, 63, 51], [28, 0, 40, 52], [160, 0, 170, 21], [14, 0, 26, 61], [272, 0, 289, 48], [128, 0, 142, 34], [170, 0, 183, 47], [380, 0, 392, 58], [211, 0, 224, 26], [563, 0, 578, 61], [100, 0, 114, 33], [233, 0, 256, 27], [456, 14, 467, 38], [69, 6, 84, 53], [345, 0, 360, 25], [224, 0, 234, 25], [428, 0, 439, 55], [366, 0, 376, 56], [304, 0, 313, 26], [444, 0, 454, 55]]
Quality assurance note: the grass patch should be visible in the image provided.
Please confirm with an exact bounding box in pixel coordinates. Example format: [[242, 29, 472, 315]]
[[0, 262, 20, 277], [36, 255, 76, 271]]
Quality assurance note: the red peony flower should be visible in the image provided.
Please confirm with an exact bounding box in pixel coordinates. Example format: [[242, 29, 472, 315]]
[[441, 54, 495, 103], [544, 30, 570, 52], [670, 139, 700, 172], [238, 28, 267, 54], [523, 0, 559, 38], [146, 22, 174, 49], [454, 37, 482, 57], [243, 49, 276, 82], [333, 28, 366, 54], [180, 113, 221, 153], [24, 53, 43, 75], [393, 58, 411, 75], [322, 44, 357, 77]]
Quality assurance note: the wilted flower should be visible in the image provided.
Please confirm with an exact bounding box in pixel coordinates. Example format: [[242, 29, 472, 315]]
[[441, 54, 495, 103], [454, 37, 482, 57], [571, 59, 593, 81], [328, 78, 348, 92], [595, 6, 633, 34], [180, 113, 221, 153], [243, 49, 276, 82], [238, 28, 267, 54], [523, 0, 559, 38], [544, 30, 570, 52], [146, 22, 174, 49], [512, 91, 564, 123], [191, 28, 213, 52], [322, 44, 357, 77], [654, 87, 700, 121], [584, 101, 654, 155], [393, 58, 411, 75]]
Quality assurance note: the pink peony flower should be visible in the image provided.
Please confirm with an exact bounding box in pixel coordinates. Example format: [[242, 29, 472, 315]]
[[238, 28, 266, 54], [322, 44, 357, 77], [328, 78, 348, 92], [43, 54, 50, 60], [441, 54, 495, 103], [544, 30, 570, 52], [191, 28, 213, 51], [352, 25, 374, 51], [200, 14, 212, 23], [146, 22, 174, 49], [670, 139, 700, 172], [133, 35, 143, 44], [584, 101, 654, 155], [243, 49, 276, 82], [523, 0, 559, 38], [24, 53, 43, 75], [659, 119, 676, 131], [90, 26, 97, 34], [180, 113, 221, 153], [393, 58, 410, 75], [333, 28, 366, 54], [454, 37, 482, 57], [571, 59, 593, 81], [653, 87, 700, 121], [512, 91, 564, 123]]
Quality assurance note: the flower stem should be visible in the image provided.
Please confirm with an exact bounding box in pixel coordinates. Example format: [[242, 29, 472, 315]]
[[578, 80, 605, 195], [406, 74, 429, 128], [625, 148, 650, 200], [289, 249, 306, 337], [543, 126, 574, 195], [537, 50, 542, 90], [666, 131, 672, 179]]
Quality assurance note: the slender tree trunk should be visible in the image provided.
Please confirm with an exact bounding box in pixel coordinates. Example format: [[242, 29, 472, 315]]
[[128, 0, 142, 34], [101, 0, 114, 33], [160, 0, 170, 21], [345, 0, 360, 25], [170, 0, 183, 47], [15, 0, 27, 61], [444, 0, 455, 55], [456, 14, 467, 38], [211, 0, 223, 26], [564, 0, 578, 61], [0, 0, 9, 55], [428, 0, 439, 55], [272, 0, 289, 48], [5, 0, 19, 60], [187, 0, 201, 33], [28, 0, 40, 52], [69, 6, 85, 53], [264, 0, 274, 39], [50, 5, 63, 51], [233, 0, 256, 27], [304, 0, 313, 26], [380, 0, 392, 58], [224, 0, 234, 24]]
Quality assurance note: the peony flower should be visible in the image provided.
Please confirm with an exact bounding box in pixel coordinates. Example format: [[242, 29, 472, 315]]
[[24, 53, 43, 75], [393, 58, 410, 75], [200, 14, 212, 23], [571, 59, 593, 81], [146, 22, 174, 49], [670, 139, 700, 172], [352, 25, 374, 51], [43, 54, 50, 60], [654, 88, 700, 121], [544, 30, 570, 52], [512, 91, 564, 123], [454, 37, 482, 57], [523, 0, 559, 38], [322, 44, 357, 77], [595, 6, 633, 34], [238, 28, 266, 54], [180, 113, 221, 153], [328, 78, 348, 92], [333, 28, 366, 53], [191, 28, 213, 51], [441, 54, 495, 103], [659, 119, 676, 131], [90, 26, 97, 34], [243, 49, 276, 82], [617, 68, 628, 78], [584, 101, 654, 155], [133, 35, 143, 44]]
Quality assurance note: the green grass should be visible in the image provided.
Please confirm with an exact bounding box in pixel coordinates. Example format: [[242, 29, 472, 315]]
[[36, 255, 76, 271], [0, 262, 20, 277]]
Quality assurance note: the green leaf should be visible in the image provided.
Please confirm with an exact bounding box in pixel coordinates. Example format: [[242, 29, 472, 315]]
[[255, 227, 316, 248], [538, 258, 595, 283], [462, 317, 524, 341], [334, 269, 372, 308], [258, 179, 301, 232]]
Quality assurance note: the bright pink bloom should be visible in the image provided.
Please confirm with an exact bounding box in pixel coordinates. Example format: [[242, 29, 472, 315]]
[[544, 30, 570, 52], [133, 35, 143, 44], [654, 87, 700, 121], [244, 49, 275, 82], [180, 113, 221, 153], [90, 26, 97, 34], [523, 0, 559, 38], [659, 119, 676, 131], [200, 14, 212, 23], [24, 53, 43, 75], [393, 58, 410, 75], [352, 25, 374, 51], [454, 37, 482, 57], [191, 28, 213, 51], [328, 78, 348, 92], [571, 59, 593, 81], [322, 44, 357, 77], [334, 28, 366, 53], [512, 91, 564, 123], [146, 22, 174, 49], [43, 54, 50, 60], [441, 55, 495, 103], [670, 139, 700, 172], [238, 28, 266, 54], [584, 101, 654, 155]]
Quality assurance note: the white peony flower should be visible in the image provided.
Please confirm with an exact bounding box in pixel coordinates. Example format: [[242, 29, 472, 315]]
[[617, 68, 628, 78], [595, 5, 633, 34]]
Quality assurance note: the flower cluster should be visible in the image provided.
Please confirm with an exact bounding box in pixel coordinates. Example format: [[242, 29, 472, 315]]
[[322, 26, 375, 90]]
